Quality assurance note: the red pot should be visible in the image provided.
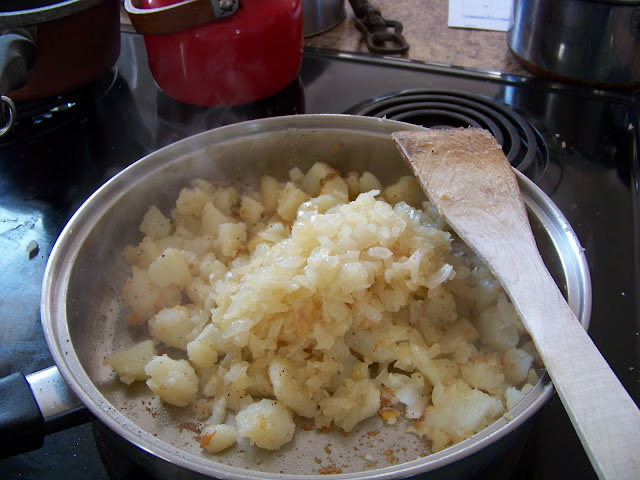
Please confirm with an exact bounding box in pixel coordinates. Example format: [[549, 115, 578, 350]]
[[125, 0, 304, 106]]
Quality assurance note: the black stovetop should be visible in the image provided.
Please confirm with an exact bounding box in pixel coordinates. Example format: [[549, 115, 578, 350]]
[[0, 31, 638, 479]]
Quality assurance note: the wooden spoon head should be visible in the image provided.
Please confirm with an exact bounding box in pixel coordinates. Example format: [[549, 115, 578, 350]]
[[391, 128, 536, 269], [392, 128, 528, 228]]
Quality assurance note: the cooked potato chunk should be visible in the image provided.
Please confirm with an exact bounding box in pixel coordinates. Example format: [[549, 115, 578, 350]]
[[236, 399, 295, 450], [140, 206, 172, 239], [212, 187, 237, 215], [269, 356, 319, 418], [148, 248, 192, 288], [122, 266, 182, 325], [276, 182, 309, 221], [502, 347, 534, 385], [216, 222, 246, 258], [104, 340, 156, 385], [149, 305, 202, 350], [201, 201, 232, 237], [145, 355, 199, 407], [417, 380, 505, 451], [301, 162, 337, 197], [239, 195, 265, 226], [477, 293, 520, 351], [200, 424, 238, 453]]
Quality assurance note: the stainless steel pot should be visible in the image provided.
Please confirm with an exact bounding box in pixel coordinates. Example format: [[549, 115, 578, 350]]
[[1, 115, 591, 478], [507, 0, 640, 88], [303, 0, 345, 37]]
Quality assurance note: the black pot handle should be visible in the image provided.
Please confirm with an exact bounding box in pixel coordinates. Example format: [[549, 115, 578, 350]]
[[0, 30, 36, 95], [0, 372, 45, 458], [0, 367, 92, 458], [0, 29, 36, 137]]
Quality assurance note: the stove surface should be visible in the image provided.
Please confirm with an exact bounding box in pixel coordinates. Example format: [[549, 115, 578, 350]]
[[0, 32, 638, 480]]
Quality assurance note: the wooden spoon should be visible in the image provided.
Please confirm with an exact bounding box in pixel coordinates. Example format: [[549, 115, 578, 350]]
[[392, 128, 640, 480]]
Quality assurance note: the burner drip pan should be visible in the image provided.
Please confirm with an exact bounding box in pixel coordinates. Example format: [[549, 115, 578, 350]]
[[345, 89, 549, 182]]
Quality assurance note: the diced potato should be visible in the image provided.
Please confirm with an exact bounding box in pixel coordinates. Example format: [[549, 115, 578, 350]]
[[148, 248, 192, 287], [505, 386, 526, 410], [212, 187, 237, 216], [477, 293, 520, 352], [236, 399, 295, 450], [319, 378, 380, 432], [209, 397, 228, 424], [176, 186, 210, 217], [438, 319, 480, 352], [269, 356, 319, 418], [190, 178, 216, 196], [123, 236, 162, 269], [185, 277, 211, 306], [502, 347, 534, 385], [200, 424, 238, 453], [215, 222, 247, 258], [359, 171, 383, 194], [418, 380, 505, 450], [145, 355, 199, 407], [276, 182, 309, 222], [140, 206, 172, 239], [201, 201, 232, 237], [384, 176, 425, 207], [259, 175, 280, 216], [104, 340, 156, 385], [122, 266, 182, 325], [239, 195, 265, 226], [301, 162, 337, 197], [319, 174, 349, 200], [187, 334, 219, 370], [520, 340, 543, 366], [344, 171, 361, 199], [288, 166, 305, 183], [388, 372, 428, 419], [149, 305, 202, 350], [460, 355, 505, 395], [423, 286, 458, 327], [199, 254, 228, 281]]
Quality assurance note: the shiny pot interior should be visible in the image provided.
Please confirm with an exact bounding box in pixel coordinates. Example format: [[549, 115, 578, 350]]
[[42, 114, 591, 479]]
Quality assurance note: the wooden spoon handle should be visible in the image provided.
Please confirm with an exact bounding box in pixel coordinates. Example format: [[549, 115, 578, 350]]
[[500, 230, 640, 480], [392, 128, 640, 480]]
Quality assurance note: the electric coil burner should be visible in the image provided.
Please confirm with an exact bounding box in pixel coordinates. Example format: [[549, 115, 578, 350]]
[[0, 32, 638, 480], [345, 89, 549, 178]]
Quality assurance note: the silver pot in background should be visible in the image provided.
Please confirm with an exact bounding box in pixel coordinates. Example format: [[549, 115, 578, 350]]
[[303, 0, 346, 37], [507, 0, 640, 88]]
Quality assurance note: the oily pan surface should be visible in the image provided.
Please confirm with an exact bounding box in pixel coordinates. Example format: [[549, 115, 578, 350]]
[[49, 118, 582, 479]]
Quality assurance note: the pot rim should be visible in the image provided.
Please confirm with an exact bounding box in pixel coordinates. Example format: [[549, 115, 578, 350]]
[[41, 114, 592, 479]]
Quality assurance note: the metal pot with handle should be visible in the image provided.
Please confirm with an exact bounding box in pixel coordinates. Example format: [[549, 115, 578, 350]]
[[508, 0, 640, 88], [0, 115, 592, 479], [124, 0, 304, 106], [0, 0, 121, 135]]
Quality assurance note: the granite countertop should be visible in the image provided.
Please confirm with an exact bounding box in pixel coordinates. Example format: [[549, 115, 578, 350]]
[[304, 0, 532, 77], [120, 0, 531, 78]]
